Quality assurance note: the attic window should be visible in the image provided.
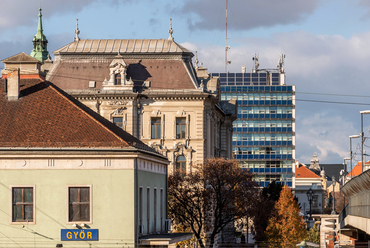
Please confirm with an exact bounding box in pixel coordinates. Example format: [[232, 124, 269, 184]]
[[114, 74, 121, 85]]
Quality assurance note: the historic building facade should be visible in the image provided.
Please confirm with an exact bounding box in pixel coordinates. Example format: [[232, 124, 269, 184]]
[[0, 54, 192, 247], [46, 35, 236, 174]]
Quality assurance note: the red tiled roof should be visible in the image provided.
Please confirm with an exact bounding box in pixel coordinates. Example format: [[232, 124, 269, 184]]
[[295, 164, 321, 178], [0, 78, 156, 151], [347, 161, 370, 177]]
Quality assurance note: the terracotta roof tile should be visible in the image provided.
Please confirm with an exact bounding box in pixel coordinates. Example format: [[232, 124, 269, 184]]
[[0, 78, 158, 153], [347, 161, 370, 177], [295, 164, 321, 178]]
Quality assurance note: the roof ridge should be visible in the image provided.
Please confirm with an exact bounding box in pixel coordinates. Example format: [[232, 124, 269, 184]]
[[48, 83, 129, 147]]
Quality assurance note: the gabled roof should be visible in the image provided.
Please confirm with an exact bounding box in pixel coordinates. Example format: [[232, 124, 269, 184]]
[[0, 78, 158, 153], [2, 52, 41, 64], [295, 164, 321, 179], [53, 39, 192, 54]]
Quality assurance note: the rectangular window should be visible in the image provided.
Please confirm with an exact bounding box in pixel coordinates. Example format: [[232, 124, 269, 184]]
[[176, 117, 186, 139], [68, 187, 90, 222], [113, 117, 123, 128], [147, 188, 150, 233], [12, 187, 34, 223], [154, 188, 157, 232], [160, 189, 163, 232], [151, 117, 161, 139], [139, 187, 143, 234]]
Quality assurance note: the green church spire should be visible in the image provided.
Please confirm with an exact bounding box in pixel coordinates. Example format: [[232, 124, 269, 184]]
[[30, 8, 50, 63]]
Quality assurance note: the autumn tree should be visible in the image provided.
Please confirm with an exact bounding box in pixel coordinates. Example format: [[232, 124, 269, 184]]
[[265, 185, 307, 248], [252, 180, 283, 241], [168, 158, 258, 248]]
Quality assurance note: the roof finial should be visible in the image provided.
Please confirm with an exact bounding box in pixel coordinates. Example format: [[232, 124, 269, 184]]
[[168, 18, 174, 41], [195, 51, 199, 69], [74, 18, 80, 42]]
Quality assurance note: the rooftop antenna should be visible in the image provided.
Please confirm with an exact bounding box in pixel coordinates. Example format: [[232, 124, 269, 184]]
[[225, 0, 231, 72], [195, 51, 199, 70], [252, 54, 259, 73], [168, 18, 174, 41], [277, 54, 285, 73], [74, 19, 80, 42]]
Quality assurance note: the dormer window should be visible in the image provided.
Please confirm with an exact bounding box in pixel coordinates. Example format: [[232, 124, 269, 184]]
[[114, 73, 121, 85]]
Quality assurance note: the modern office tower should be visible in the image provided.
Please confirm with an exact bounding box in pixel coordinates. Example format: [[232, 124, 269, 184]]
[[212, 55, 296, 187]]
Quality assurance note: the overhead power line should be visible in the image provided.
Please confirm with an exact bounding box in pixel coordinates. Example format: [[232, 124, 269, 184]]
[[296, 99, 370, 106]]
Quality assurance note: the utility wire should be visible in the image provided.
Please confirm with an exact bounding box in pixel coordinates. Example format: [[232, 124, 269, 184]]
[[296, 92, 370, 98], [295, 99, 370, 106]]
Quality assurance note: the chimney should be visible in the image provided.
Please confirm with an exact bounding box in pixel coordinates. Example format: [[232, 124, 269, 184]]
[[7, 69, 20, 100]]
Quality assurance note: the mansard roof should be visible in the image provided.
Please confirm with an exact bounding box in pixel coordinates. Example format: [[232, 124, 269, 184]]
[[0, 78, 159, 154], [48, 39, 200, 91], [54, 39, 192, 55]]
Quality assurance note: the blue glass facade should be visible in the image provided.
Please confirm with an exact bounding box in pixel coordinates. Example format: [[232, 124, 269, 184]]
[[212, 72, 295, 187]]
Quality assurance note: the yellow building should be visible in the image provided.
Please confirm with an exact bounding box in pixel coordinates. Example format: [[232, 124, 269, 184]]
[[47, 36, 236, 174]]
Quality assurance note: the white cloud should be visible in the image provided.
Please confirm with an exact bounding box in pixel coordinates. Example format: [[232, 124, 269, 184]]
[[179, 0, 321, 31], [0, 0, 120, 31], [296, 112, 356, 163]]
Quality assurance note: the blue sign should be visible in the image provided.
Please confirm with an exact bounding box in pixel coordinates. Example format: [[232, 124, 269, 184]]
[[61, 229, 99, 241]]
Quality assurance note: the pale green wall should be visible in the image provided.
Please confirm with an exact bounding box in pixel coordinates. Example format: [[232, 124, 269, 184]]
[[0, 169, 137, 248], [137, 169, 167, 234]]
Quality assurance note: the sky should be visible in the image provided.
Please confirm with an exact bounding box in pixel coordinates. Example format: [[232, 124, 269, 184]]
[[1, 0, 370, 166]]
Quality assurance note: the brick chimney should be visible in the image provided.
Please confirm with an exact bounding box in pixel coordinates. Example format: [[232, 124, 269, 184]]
[[7, 69, 20, 100]]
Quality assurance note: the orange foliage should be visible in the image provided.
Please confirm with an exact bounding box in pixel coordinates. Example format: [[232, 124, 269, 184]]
[[265, 186, 307, 247]]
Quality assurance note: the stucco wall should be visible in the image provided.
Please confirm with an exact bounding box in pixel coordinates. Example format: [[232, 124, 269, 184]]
[[0, 167, 164, 248]]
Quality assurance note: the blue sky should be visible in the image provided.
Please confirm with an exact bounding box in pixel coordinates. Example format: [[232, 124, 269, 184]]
[[2, 0, 370, 166]]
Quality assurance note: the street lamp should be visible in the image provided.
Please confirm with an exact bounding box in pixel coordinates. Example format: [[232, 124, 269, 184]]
[[342, 157, 350, 185], [306, 188, 314, 220], [360, 110, 370, 173], [331, 176, 336, 215], [349, 135, 360, 179]]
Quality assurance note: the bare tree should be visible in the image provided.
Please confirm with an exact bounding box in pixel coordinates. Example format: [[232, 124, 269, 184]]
[[168, 158, 258, 248]]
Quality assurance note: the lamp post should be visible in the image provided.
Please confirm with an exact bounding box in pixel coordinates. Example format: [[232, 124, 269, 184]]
[[342, 157, 350, 185], [349, 135, 360, 179], [331, 176, 336, 215], [306, 188, 314, 220], [360, 110, 370, 173]]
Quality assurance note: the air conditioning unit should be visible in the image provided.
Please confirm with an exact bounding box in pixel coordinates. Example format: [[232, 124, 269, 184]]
[[165, 219, 171, 232]]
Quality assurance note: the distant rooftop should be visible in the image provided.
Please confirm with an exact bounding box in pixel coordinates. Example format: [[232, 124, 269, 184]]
[[54, 39, 192, 54]]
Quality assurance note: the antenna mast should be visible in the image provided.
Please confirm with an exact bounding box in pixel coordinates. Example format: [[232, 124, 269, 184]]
[[225, 0, 231, 72]]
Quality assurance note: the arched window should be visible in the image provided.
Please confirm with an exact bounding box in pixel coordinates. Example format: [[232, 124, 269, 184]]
[[175, 155, 186, 174]]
